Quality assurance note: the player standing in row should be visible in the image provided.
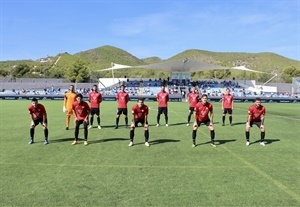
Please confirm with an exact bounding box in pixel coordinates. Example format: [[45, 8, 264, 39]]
[[245, 97, 266, 146], [88, 84, 102, 129], [186, 86, 200, 126], [72, 93, 90, 146], [129, 98, 150, 147], [63, 85, 77, 130], [115, 84, 129, 129], [156, 85, 169, 127], [192, 94, 216, 147], [222, 88, 234, 126], [28, 98, 49, 145]]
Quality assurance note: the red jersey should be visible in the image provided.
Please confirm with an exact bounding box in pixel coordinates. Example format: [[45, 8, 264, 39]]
[[157, 91, 169, 107], [88, 91, 102, 108], [188, 92, 199, 107], [248, 104, 266, 122], [194, 102, 213, 122], [132, 104, 149, 119], [72, 101, 90, 121], [28, 104, 46, 119], [222, 94, 233, 108], [116, 91, 129, 108]]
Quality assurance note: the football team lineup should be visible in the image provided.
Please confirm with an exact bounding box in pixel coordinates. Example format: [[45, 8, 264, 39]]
[[27, 85, 278, 148]]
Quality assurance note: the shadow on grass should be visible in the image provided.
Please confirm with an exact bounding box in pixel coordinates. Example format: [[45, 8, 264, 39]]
[[50, 137, 82, 143], [196, 139, 236, 146], [149, 139, 181, 145], [215, 139, 237, 145], [89, 137, 128, 144], [251, 138, 280, 145]]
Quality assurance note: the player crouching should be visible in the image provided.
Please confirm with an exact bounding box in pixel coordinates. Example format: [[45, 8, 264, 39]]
[[129, 98, 150, 147], [28, 98, 49, 145]]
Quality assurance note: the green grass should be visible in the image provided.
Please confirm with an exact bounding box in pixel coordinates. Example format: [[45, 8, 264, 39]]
[[0, 100, 299, 207]]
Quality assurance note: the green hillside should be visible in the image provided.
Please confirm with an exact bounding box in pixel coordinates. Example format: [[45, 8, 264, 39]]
[[0, 45, 299, 82]]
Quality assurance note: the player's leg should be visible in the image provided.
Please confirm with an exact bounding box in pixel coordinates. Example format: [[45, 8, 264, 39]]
[[72, 120, 80, 145], [207, 121, 216, 147], [144, 121, 150, 147], [29, 120, 36, 144], [228, 109, 233, 126], [192, 121, 199, 147], [187, 108, 193, 126], [66, 108, 73, 130], [89, 108, 95, 129], [164, 107, 168, 126], [156, 107, 161, 126], [124, 109, 128, 127], [222, 109, 226, 126], [129, 121, 136, 146], [42, 119, 49, 145], [115, 109, 121, 129], [83, 121, 89, 146], [245, 121, 252, 146], [260, 123, 265, 146], [96, 109, 101, 128], [66, 114, 71, 130]]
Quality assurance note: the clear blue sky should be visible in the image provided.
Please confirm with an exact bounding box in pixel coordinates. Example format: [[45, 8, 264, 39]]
[[1, 0, 299, 61]]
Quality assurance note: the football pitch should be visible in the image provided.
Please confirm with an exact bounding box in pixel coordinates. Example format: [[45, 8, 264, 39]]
[[0, 100, 299, 207]]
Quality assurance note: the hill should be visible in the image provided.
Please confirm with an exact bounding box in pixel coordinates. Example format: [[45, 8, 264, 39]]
[[0, 45, 299, 82]]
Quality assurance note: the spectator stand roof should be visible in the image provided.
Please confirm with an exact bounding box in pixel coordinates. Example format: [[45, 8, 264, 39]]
[[100, 59, 267, 74]]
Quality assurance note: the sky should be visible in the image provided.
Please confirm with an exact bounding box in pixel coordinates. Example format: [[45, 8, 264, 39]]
[[0, 0, 299, 62]]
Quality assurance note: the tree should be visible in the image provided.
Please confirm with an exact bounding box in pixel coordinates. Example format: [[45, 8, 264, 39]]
[[11, 64, 31, 77], [66, 59, 90, 82], [0, 69, 9, 77], [281, 65, 300, 83]]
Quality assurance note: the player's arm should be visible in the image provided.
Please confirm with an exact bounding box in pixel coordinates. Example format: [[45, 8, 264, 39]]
[[99, 94, 102, 103], [63, 94, 68, 112], [221, 96, 224, 110], [85, 104, 90, 122]]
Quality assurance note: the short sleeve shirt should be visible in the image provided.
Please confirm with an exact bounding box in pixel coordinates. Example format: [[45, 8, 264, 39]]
[[248, 105, 266, 122], [194, 102, 213, 122], [28, 104, 46, 119], [132, 104, 149, 119], [72, 101, 90, 120], [157, 91, 169, 107], [188, 92, 199, 107], [88, 91, 102, 108], [222, 94, 233, 108], [116, 91, 129, 108]]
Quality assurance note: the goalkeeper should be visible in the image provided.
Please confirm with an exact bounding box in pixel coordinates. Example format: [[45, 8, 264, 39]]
[[63, 85, 77, 130]]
